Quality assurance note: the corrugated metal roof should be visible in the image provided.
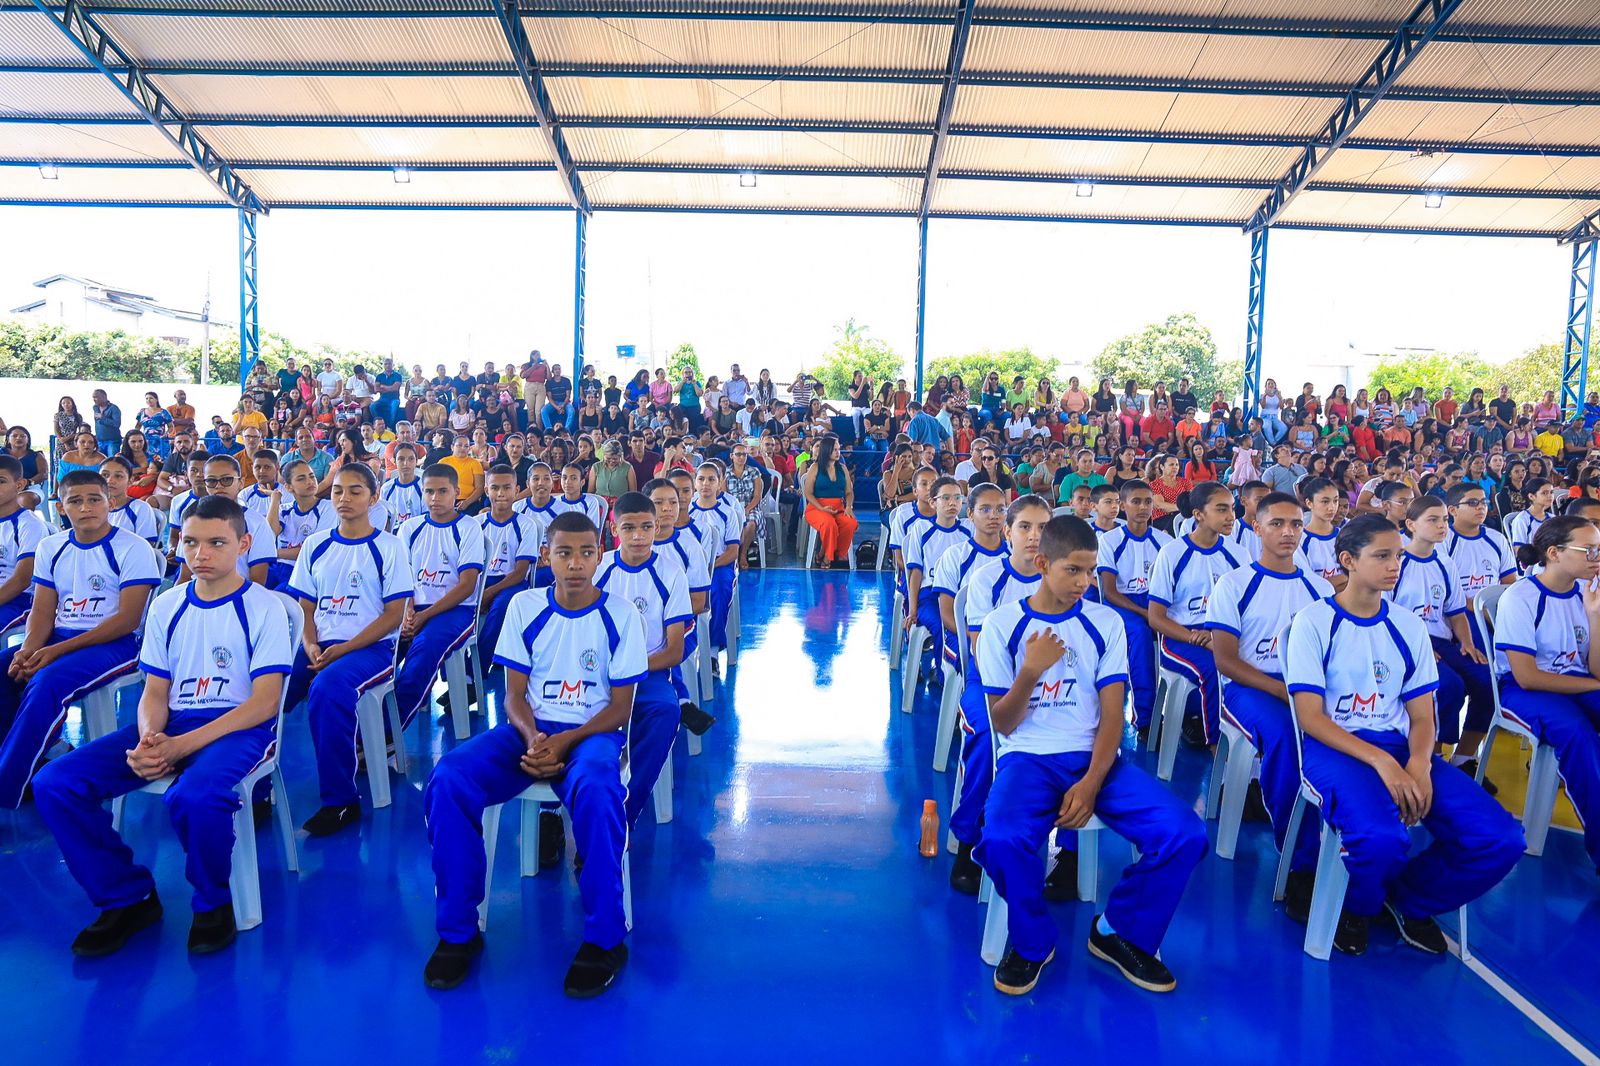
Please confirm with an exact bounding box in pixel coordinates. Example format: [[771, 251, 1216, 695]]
[[233, 165, 572, 204], [96, 14, 514, 68], [941, 134, 1297, 181], [565, 125, 929, 167], [583, 168, 920, 210], [1450, 0, 1600, 34], [0, 11, 95, 65], [0, 122, 187, 163], [1396, 40, 1600, 95], [546, 75, 940, 124], [931, 177, 1264, 219], [0, 72, 146, 117], [198, 123, 554, 164], [952, 84, 1335, 138], [0, 161, 224, 201], [968, 0, 1419, 20], [1358, 98, 1600, 147], [152, 73, 537, 117]]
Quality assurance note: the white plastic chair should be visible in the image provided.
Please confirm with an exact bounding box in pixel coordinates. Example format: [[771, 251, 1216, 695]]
[[876, 500, 894, 571], [726, 571, 741, 665], [1148, 634, 1193, 781], [759, 474, 782, 563], [901, 613, 931, 715], [1206, 699, 1259, 860], [355, 640, 406, 808], [1472, 584, 1558, 855], [932, 586, 967, 773], [804, 522, 857, 571], [79, 564, 163, 741], [113, 591, 303, 932], [441, 569, 490, 742], [888, 586, 906, 663], [1272, 618, 1471, 961], [695, 609, 713, 711]]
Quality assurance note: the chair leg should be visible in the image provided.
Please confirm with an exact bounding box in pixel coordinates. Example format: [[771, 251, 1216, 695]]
[[979, 874, 1009, 965], [1303, 825, 1350, 961], [622, 849, 634, 932], [358, 692, 393, 809], [469, 640, 486, 715], [1205, 732, 1228, 819], [228, 794, 264, 932], [1456, 904, 1471, 962], [1157, 678, 1189, 781], [888, 594, 904, 661], [1076, 826, 1099, 905], [519, 797, 541, 877], [686, 726, 702, 757], [1274, 795, 1307, 901], [1215, 737, 1257, 861], [480, 803, 502, 931], [653, 745, 673, 824], [947, 756, 965, 854], [727, 592, 740, 665], [901, 626, 927, 715], [445, 651, 471, 741], [384, 687, 409, 775], [697, 616, 714, 708], [273, 767, 299, 873], [110, 794, 125, 834], [933, 665, 961, 772], [1523, 744, 1559, 856]]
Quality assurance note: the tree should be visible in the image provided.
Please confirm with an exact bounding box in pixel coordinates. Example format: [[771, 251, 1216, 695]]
[[1092, 313, 1239, 402], [810, 317, 905, 402], [667, 342, 701, 383], [1495, 342, 1562, 404], [1368, 351, 1495, 400], [927, 347, 1060, 394]]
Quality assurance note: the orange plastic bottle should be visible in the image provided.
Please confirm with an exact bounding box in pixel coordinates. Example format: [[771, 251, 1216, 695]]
[[918, 799, 939, 857]]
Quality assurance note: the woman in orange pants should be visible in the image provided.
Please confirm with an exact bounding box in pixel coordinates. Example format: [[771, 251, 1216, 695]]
[[802, 435, 859, 568]]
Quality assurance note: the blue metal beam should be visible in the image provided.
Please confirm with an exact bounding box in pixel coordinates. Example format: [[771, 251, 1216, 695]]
[[919, 0, 974, 221], [489, 0, 588, 214], [573, 210, 587, 375], [1563, 240, 1597, 416], [1246, 0, 1463, 233], [1561, 207, 1600, 246], [238, 206, 259, 388], [914, 216, 928, 398], [1243, 227, 1268, 421], [25, 0, 263, 213]]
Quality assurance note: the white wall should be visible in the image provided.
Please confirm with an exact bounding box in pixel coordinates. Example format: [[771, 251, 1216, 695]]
[[3, 378, 242, 448]]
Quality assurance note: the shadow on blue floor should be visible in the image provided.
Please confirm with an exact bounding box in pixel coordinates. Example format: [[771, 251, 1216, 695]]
[[0, 569, 1594, 1063]]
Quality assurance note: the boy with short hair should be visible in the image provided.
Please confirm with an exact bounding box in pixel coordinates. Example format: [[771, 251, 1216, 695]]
[[1066, 483, 1093, 523], [239, 451, 282, 528], [978, 515, 1205, 995], [1096, 480, 1171, 735], [33, 496, 293, 955], [100, 457, 161, 547], [0, 455, 47, 638], [178, 456, 275, 586], [477, 464, 540, 661], [165, 450, 211, 570], [905, 476, 972, 655], [423, 512, 645, 997], [273, 458, 335, 589], [1089, 484, 1121, 536], [648, 477, 714, 735], [0, 471, 161, 807]]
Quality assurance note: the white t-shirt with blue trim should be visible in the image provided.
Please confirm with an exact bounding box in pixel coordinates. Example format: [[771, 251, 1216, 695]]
[[1147, 534, 1250, 628], [1389, 549, 1467, 642], [1443, 525, 1516, 603], [34, 526, 161, 630], [1492, 574, 1593, 679], [596, 550, 692, 660], [109, 499, 161, 546], [1205, 563, 1331, 675], [478, 510, 541, 582], [1095, 524, 1172, 599], [398, 514, 487, 609], [287, 528, 413, 643], [140, 581, 293, 718], [492, 588, 648, 726], [1285, 598, 1439, 737]]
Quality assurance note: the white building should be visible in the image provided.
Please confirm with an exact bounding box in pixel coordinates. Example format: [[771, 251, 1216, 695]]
[[9, 274, 228, 346]]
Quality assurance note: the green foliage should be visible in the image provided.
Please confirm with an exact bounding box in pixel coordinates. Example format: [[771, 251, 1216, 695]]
[[926, 347, 1059, 392], [811, 317, 905, 401], [1368, 352, 1495, 400], [667, 342, 701, 382], [1092, 313, 1240, 403], [1495, 342, 1562, 403]]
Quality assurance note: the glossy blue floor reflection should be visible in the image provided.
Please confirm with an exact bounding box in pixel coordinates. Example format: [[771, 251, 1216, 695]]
[[0, 569, 1592, 1063]]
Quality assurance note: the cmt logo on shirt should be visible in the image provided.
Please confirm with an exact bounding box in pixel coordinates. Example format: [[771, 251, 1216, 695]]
[[1185, 594, 1209, 614], [416, 567, 451, 588], [541, 678, 598, 703], [62, 593, 110, 618], [1034, 677, 1077, 703], [1253, 634, 1280, 659], [177, 676, 231, 700], [1335, 692, 1379, 719], [319, 594, 361, 614]]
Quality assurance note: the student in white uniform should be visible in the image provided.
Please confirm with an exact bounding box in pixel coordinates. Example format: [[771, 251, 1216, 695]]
[[395, 464, 487, 736], [931, 482, 1007, 668], [272, 458, 336, 590], [33, 497, 292, 956], [1088, 484, 1121, 539], [690, 463, 739, 663], [237, 452, 280, 523], [1148, 481, 1251, 750], [517, 462, 559, 588], [1442, 480, 1516, 777], [1096, 480, 1171, 734], [424, 512, 645, 997], [947, 493, 1049, 896], [1392, 495, 1493, 782], [1505, 477, 1555, 565], [0, 455, 48, 638], [550, 463, 608, 528], [1284, 515, 1523, 956], [476, 464, 540, 671], [177, 456, 275, 586], [1227, 481, 1268, 561], [100, 457, 161, 547], [164, 450, 210, 574], [1494, 515, 1600, 874], [889, 465, 939, 583], [1206, 491, 1332, 919], [596, 492, 691, 828], [978, 515, 1205, 995], [0, 470, 161, 807], [284, 464, 412, 836], [905, 476, 976, 680], [1297, 476, 1346, 590], [380, 444, 425, 530], [648, 477, 714, 736]]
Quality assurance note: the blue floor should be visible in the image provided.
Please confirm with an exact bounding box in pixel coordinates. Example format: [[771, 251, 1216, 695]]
[[1, 569, 1595, 1063]]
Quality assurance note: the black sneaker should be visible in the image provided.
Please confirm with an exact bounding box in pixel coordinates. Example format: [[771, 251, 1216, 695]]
[[538, 810, 566, 870], [71, 890, 163, 957], [1242, 779, 1272, 823], [1283, 869, 1314, 924], [1456, 758, 1499, 796], [252, 798, 274, 831], [564, 941, 628, 998], [424, 933, 484, 990], [1042, 849, 1079, 902], [187, 906, 237, 955], [1333, 911, 1369, 956], [436, 686, 479, 708], [302, 803, 362, 837], [1087, 922, 1177, 992], [1382, 901, 1448, 955], [679, 702, 717, 736], [1180, 716, 1208, 750], [1134, 726, 1150, 746], [993, 947, 1054, 996], [949, 842, 981, 896]]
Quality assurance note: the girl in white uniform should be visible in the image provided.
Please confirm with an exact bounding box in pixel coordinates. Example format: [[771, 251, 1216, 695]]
[[1297, 476, 1345, 590], [1505, 477, 1554, 566]]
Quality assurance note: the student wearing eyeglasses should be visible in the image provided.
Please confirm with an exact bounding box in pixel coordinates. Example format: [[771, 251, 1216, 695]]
[[1441, 482, 1517, 773], [176, 456, 276, 586]]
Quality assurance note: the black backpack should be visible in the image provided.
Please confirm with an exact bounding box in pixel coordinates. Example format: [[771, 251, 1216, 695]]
[[855, 539, 878, 569]]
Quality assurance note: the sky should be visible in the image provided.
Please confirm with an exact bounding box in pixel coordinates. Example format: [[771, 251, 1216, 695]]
[[0, 204, 1574, 389]]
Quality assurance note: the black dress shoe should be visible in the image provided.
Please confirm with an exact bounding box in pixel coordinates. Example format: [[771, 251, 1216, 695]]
[[538, 810, 566, 870], [994, 947, 1053, 996], [252, 798, 274, 831], [1382, 901, 1448, 954], [564, 941, 628, 998], [1456, 758, 1499, 796], [1283, 869, 1314, 924], [1087, 921, 1177, 992], [71, 891, 163, 957], [1042, 849, 1079, 902], [302, 803, 362, 837], [424, 933, 484, 990], [949, 842, 981, 896], [188, 906, 237, 955], [1333, 911, 1369, 956], [1242, 779, 1272, 823], [1180, 716, 1208, 750], [679, 702, 717, 736]]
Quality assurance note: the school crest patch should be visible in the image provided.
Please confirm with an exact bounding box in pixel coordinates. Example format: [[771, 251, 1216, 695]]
[[581, 650, 599, 672], [1373, 660, 1390, 683], [213, 647, 234, 669]]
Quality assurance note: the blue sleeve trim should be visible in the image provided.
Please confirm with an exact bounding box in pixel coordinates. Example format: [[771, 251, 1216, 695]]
[[457, 563, 485, 573], [286, 585, 312, 603], [491, 654, 529, 675], [905, 563, 924, 573], [1096, 565, 1117, 575], [119, 577, 160, 589], [1445, 606, 1466, 617], [1096, 673, 1129, 691], [1286, 683, 1324, 696], [382, 591, 413, 603], [17, 551, 34, 561], [1206, 621, 1241, 636], [689, 582, 711, 594], [250, 665, 293, 679], [34, 578, 56, 589], [665, 613, 694, 628], [141, 664, 171, 679], [610, 670, 648, 687], [979, 684, 1010, 696], [1401, 681, 1440, 701], [1147, 594, 1173, 607], [1495, 642, 1536, 656]]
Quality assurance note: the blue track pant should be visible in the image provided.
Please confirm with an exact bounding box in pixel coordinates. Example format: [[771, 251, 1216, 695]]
[[671, 626, 698, 703], [1222, 680, 1319, 871], [709, 563, 735, 652], [1499, 680, 1600, 869], [284, 640, 395, 807], [624, 673, 679, 829], [950, 660, 990, 848], [266, 561, 293, 591], [0, 630, 140, 808], [0, 597, 29, 636], [426, 720, 627, 948], [1160, 636, 1218, 743], [1109, 601, 1157, 728], [395, 605, 476, 730], [33, 713, 274, 913], [975, 750, 1205, 960], [1300, 729, 1523, 918], [478, 593, 515, 673], [532, 565, 553, 589], [1431, 636, 1493, 745]]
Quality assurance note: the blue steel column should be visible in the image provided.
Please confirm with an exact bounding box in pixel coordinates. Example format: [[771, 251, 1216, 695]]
[[238, 207, 259, 388], [1562, 238, 1596, 416], [914, 217, 928, 398], [572, 210, 587, 380], [1243, 227, 1268, 420]]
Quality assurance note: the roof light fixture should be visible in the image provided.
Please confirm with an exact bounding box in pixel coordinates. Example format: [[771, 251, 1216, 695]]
[[739, 171, 757, 189], [39, 163, 58, 180], [393, 165, 411, 184], [1423, 190, 1444, 208], [1075, 181, 1093, 198]]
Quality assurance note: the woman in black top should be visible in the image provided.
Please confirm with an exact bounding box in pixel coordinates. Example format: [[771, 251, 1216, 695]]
[[967, 445, 1016, 501], [1109, 445, 1142, 489], [603, 376, 623, 409], [577, 399, 603, 433], [1495, 458, 1529, 521], [600, 402, 630, 436], [6, 426, 46, 509], [1093, 378, 1117, 414], [496, 432, 534, 491]]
